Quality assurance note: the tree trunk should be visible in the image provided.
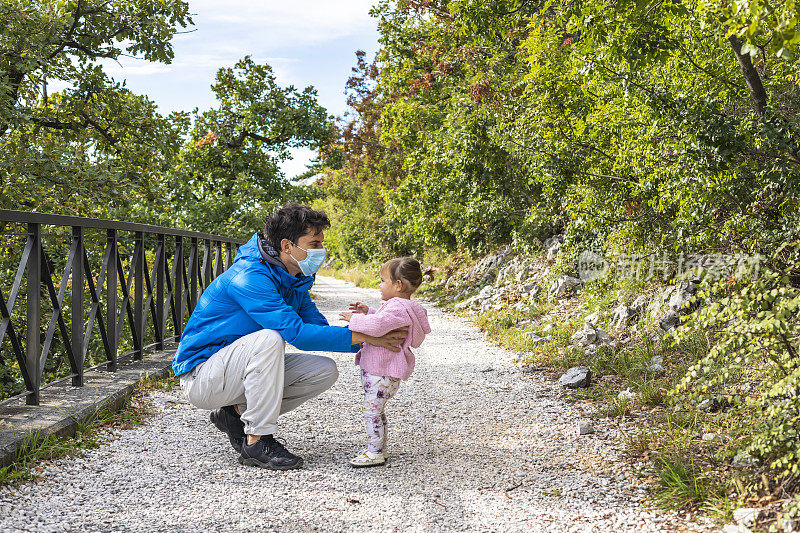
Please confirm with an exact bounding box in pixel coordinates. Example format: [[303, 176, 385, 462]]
[[729, 35, 768, 115]]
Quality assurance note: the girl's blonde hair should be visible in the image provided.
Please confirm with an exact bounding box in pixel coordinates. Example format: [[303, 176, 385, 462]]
[[382, 257, 434, 293]]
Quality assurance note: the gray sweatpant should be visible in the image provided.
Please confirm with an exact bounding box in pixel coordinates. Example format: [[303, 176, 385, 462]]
[[179, 329, 339, 436]]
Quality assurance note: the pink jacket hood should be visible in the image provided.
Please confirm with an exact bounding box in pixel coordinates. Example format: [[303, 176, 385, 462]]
[[391, 297, 430, 347]]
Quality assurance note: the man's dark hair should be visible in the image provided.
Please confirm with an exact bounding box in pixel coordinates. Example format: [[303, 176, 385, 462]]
[[263, 203, 330, 249]]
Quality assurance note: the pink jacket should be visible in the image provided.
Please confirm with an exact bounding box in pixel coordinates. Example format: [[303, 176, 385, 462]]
[[348, 297, 431, 380]]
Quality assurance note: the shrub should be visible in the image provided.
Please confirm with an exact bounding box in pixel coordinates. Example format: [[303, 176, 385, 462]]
[[674, 243, 800, 481]]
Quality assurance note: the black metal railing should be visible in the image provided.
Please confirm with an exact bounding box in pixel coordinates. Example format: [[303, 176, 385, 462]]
[[0, 210, 244, 405]]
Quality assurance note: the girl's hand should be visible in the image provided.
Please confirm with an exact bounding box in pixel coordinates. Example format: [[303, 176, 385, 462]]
[[339, 311, 354, 322], [348, 301, 369, 314]]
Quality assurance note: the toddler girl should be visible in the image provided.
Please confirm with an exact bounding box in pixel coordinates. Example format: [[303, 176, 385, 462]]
[[340, 257, 432, 467]]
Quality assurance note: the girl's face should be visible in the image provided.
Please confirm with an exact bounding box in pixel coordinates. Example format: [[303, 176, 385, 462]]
[[378, 266, 404, 300]]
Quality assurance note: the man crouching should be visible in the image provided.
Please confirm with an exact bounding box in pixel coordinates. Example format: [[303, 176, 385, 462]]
[[172, 203, 406, 469]]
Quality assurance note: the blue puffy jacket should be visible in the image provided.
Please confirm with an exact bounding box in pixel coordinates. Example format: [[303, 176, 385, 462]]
[[172, 233, 355, 376]]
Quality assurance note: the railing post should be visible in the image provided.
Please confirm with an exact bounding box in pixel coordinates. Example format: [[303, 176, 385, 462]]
[[215, 241, 223, 278], [133, 231, 144, 360], [226, 242, 233, 269], [174, 236, 184, 337], [203, 238, 212, 287], [156, 234, 165, 350], [189, 237, 198, 312], [106, 229, 117, 371], [26, 223, 41, 405], [71, 226, 84, 386]]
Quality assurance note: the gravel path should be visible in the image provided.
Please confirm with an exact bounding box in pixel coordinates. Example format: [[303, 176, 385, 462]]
[[0, 276, 691, 532]]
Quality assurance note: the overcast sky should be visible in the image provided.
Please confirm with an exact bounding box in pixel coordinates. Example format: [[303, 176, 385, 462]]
[[101, 0, 379, 178]]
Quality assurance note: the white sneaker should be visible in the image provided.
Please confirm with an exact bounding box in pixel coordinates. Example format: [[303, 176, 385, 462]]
[[349, 448, 387, 468]]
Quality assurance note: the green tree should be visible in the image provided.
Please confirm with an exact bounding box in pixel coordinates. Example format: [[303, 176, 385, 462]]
[[323, 0, 799, 258], [0, 0, 192, 221], [170, 57, 334, 237]]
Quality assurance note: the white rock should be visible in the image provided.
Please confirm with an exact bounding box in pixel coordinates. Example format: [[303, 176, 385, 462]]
[[528, 284, 542, 300], [723, 524, 752, 533], [697, 397, 721, 412], [577, 420, 595, 435], [454, 296, 477, 310], [782, 518, 800, 533], [648, 356, 664, 373], [630, 295, 649, 316], [571, 324, 610, 347], [546, 240, 561, 261], [611, 304, 632, 329], [520, 281, 538, 293], [584, 311, 600, 326], [522, 332, 549, 345], [543, 234, 562, 250], [733, 452, 759, 468], [549, 275, 582, 299], [733, 508, 762, 528], [559, 366, 592, 388], [618, 389, 636, 401]]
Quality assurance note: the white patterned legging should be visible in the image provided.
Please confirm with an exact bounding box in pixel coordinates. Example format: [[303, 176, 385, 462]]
[[361, 369, 401, 454]]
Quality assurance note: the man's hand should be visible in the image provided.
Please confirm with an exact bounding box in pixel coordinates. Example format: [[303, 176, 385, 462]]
[[348, 301, 369, 314], [339, 311, 353, 321], [351, 327, 408, 352]]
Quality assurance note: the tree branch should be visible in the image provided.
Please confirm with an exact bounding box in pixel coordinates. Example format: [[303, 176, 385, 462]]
[[79, 112, 118, 145], [30, 116, 82, 130], [677, 40, 742, 92], [573, 170, 638, 184], [347, 133, 403, 155], [60, 40, 118, 59], [47, 0, 84, 60], [495, 0, 535, 16], [220, 127, 291, 149]]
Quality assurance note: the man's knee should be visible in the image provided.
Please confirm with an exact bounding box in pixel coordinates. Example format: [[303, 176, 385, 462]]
[[316, 356, 339, 390], [249, 329, 285, 355], [251, 329, 284, 348], [283, 354, 338, 392], [242, 330, 285, 376], [307, 356, 339, 391]]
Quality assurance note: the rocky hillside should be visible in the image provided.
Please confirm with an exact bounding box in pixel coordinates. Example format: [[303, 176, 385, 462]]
[[424, 239, 800, 533]]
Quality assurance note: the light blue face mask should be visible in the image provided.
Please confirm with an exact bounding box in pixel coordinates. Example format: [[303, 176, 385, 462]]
[[290, 243, 326, 276]]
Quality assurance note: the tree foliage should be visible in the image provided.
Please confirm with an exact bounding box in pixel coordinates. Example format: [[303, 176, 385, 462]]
[[169, 56, 334, 237], [0, 0, 193, 221], [311, 0, 800, 484], [316, 0, 800, 261]]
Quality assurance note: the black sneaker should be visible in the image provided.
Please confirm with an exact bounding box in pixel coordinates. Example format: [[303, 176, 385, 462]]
[[210, 406, 245, 453], [238, 435, 303, 470]]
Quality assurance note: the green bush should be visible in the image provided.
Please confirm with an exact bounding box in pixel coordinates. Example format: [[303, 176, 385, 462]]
[[674, 243, 800, 481]]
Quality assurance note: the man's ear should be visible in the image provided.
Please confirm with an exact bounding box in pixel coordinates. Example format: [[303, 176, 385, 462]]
[[280, 238, 292, 254]]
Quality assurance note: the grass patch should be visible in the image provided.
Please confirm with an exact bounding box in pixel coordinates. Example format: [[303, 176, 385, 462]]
[[474, 309, 533, 352], [652, 455, 726, 511], [319, 264, 381, 288], [0, 373, 175, 486], [592, 344, 649, 379], [633, 379, 669, 406], [596, 398, 634, 418]]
